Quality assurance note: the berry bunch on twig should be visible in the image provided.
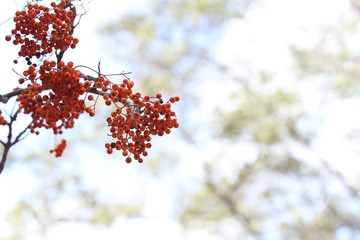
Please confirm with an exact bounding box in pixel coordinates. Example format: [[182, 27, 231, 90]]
[[0, 0, 179, 174]]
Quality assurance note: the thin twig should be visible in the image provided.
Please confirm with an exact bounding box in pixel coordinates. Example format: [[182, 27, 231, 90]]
[[98, 61, 101, 74], [0, 15, 15, 26], [76, 65, 132, 78]]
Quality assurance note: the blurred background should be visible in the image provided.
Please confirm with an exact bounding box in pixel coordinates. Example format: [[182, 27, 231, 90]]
[[1, 0, 360, 239]]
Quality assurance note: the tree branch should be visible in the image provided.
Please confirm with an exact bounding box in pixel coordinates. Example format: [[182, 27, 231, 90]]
[[0, 88, 26, 103], [0, 109, 31, 174], [0, 111, 17, 174]]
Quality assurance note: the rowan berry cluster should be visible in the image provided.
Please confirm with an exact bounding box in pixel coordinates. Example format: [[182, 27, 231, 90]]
[[2, 0, 180, 163], [95, 78, 180, 163], [0, 110, 8, 125], [5, 0, 78, 64], [50, 139, 67, 157], [17, 60, 86, 135]]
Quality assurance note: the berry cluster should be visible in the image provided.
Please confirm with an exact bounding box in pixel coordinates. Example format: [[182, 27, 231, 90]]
[[3, 1, 180, 161], [93, 78, 180, 163], [0, 110, 7, 125], [50, 139, 67, 157], [5, 0, 78, 63], [17, 60, 86, 134]]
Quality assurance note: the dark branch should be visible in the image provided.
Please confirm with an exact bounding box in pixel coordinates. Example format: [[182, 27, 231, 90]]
[[0, 108, 31, 174], [0, 88, 25, 103], [0, 144, 10, 174], [1, 111, 17, 174]]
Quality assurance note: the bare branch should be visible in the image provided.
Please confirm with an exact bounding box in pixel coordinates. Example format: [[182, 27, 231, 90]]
[[81, 73, 99, 81], [13, 122, 31, 145], [76, 65, 132, 78], [0, 108, 31, 174], [0, 145, 10, 174], [0, 111, 17, 174], [0, 88, 25, 103], [0, 70, 123, 104], [98, 61, 101, 73]]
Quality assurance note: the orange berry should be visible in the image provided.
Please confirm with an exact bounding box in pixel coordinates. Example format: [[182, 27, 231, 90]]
[[103, 80, 110, 86], [84, 81, 91, 88], [121, 98, 127, 104], [28, 65, 36, 73], [127, 81, 134, 88], [64, 72, 71, 78], [95, 82, 102, 88], [105, 99, 112, 106]]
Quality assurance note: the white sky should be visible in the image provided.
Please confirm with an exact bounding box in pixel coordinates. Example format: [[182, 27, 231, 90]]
[[0, 0, 359, 239]]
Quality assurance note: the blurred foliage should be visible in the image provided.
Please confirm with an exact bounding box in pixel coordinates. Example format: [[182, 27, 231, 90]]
[[2, 147, 142, 239], [291, 1, 360, 97], [100, 0, 253, 96], [218, 87, 301, 143], [100, 0, 360, 239]]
